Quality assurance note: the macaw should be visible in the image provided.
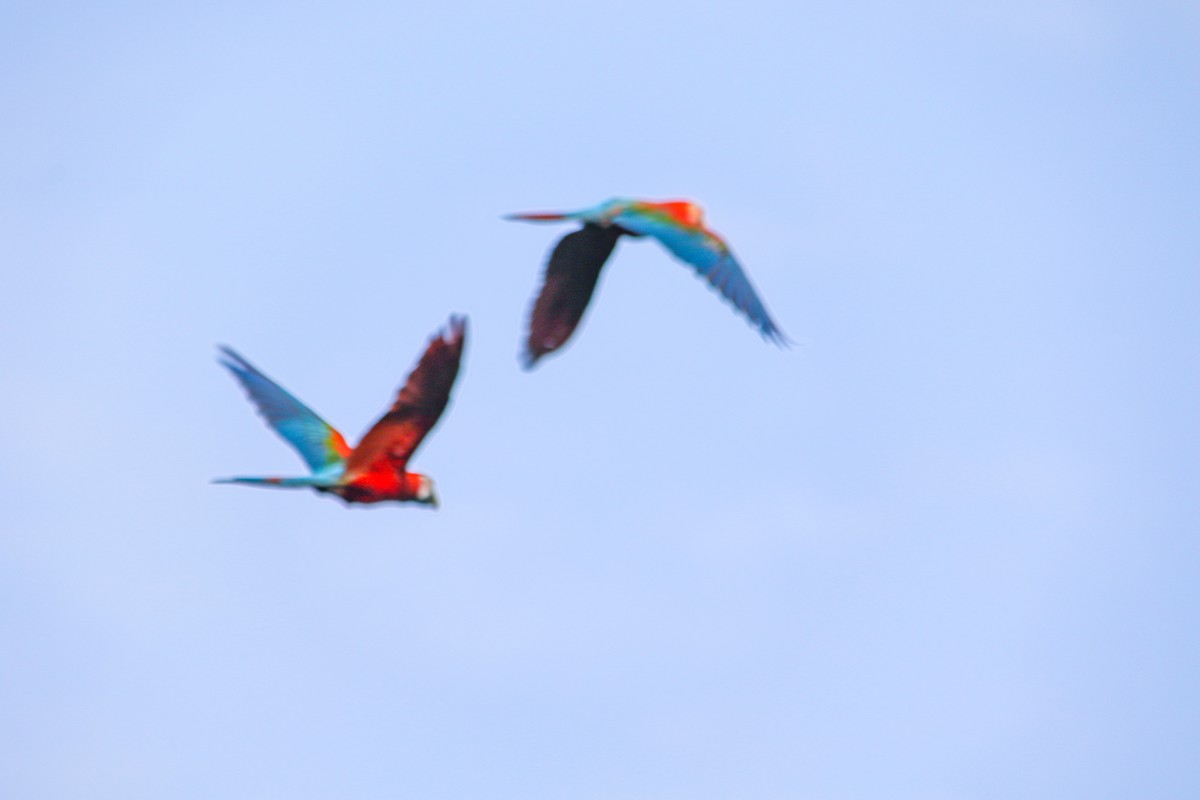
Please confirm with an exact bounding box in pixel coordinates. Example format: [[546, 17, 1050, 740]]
[[505, 198, 788, 367], [214, 315, 466, 507]]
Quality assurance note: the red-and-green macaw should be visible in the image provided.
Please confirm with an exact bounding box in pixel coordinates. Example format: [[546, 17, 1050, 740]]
[[214, 315, 466, 507], [505, 198, 788, 367]]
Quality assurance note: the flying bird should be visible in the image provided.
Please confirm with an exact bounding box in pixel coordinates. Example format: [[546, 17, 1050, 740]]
[[214, 315, 467, 507], [505, 197, 788, 367]]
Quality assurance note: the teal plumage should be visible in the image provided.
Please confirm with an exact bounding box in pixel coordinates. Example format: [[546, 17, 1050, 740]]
[[218, 346, 351, 475]]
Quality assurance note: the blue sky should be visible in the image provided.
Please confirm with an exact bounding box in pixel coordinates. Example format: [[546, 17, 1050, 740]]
[[2, 2, 1198, 798]]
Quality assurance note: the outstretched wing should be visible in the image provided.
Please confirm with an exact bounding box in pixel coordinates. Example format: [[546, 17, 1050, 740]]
[[612, 209, 788, 345], [343, 316, 467, 476], [218, 347, 351, 474], [524, 223, 624, 367]]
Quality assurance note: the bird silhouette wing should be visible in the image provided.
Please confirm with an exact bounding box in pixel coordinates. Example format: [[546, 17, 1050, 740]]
[[524, 222, 624, 367], [343, 316, 467, 476], [612, 209, 788, 344], [218, 347, 352, 474]]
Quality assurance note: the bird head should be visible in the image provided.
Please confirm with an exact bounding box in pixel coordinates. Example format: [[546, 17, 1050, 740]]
[[414, 474, 439, 509]]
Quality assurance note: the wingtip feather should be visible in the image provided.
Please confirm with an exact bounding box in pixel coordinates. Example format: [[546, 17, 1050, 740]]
[[216, 345, 254, 376], [764, 324, 793, 348], [519, 349, 542, 370]]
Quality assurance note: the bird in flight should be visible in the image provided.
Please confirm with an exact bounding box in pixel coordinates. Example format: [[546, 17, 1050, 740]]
[[505, 197, 788, 367], [214, 315, 467, 507]]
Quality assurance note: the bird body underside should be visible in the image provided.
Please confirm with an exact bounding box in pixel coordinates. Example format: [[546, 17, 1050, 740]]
[[215, 470, 434, 505]]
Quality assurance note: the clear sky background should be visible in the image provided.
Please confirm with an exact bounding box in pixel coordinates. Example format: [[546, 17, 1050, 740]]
[[2, 1, 1198, 798]]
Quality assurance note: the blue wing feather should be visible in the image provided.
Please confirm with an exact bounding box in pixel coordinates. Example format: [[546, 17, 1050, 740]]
[[609, 211, 788, 344], [218, 347, 350, 474]]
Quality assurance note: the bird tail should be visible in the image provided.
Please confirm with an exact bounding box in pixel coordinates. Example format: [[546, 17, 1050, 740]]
[[502, 211, 571, 223], [212, 475, 340, 490]]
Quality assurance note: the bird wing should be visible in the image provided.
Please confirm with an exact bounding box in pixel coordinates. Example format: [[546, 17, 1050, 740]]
[[524, 223, 624, 367], [611, 209, 788, 344], [343, 316, 467, 477], [218, 347, 352, 474]]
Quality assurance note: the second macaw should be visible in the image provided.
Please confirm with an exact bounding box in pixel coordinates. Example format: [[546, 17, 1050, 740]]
[[505, 197, 788, 367]]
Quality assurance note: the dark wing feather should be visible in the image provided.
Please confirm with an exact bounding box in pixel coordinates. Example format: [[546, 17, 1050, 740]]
[[523, 223, 624, 368], [343, 316, 467, 476]]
